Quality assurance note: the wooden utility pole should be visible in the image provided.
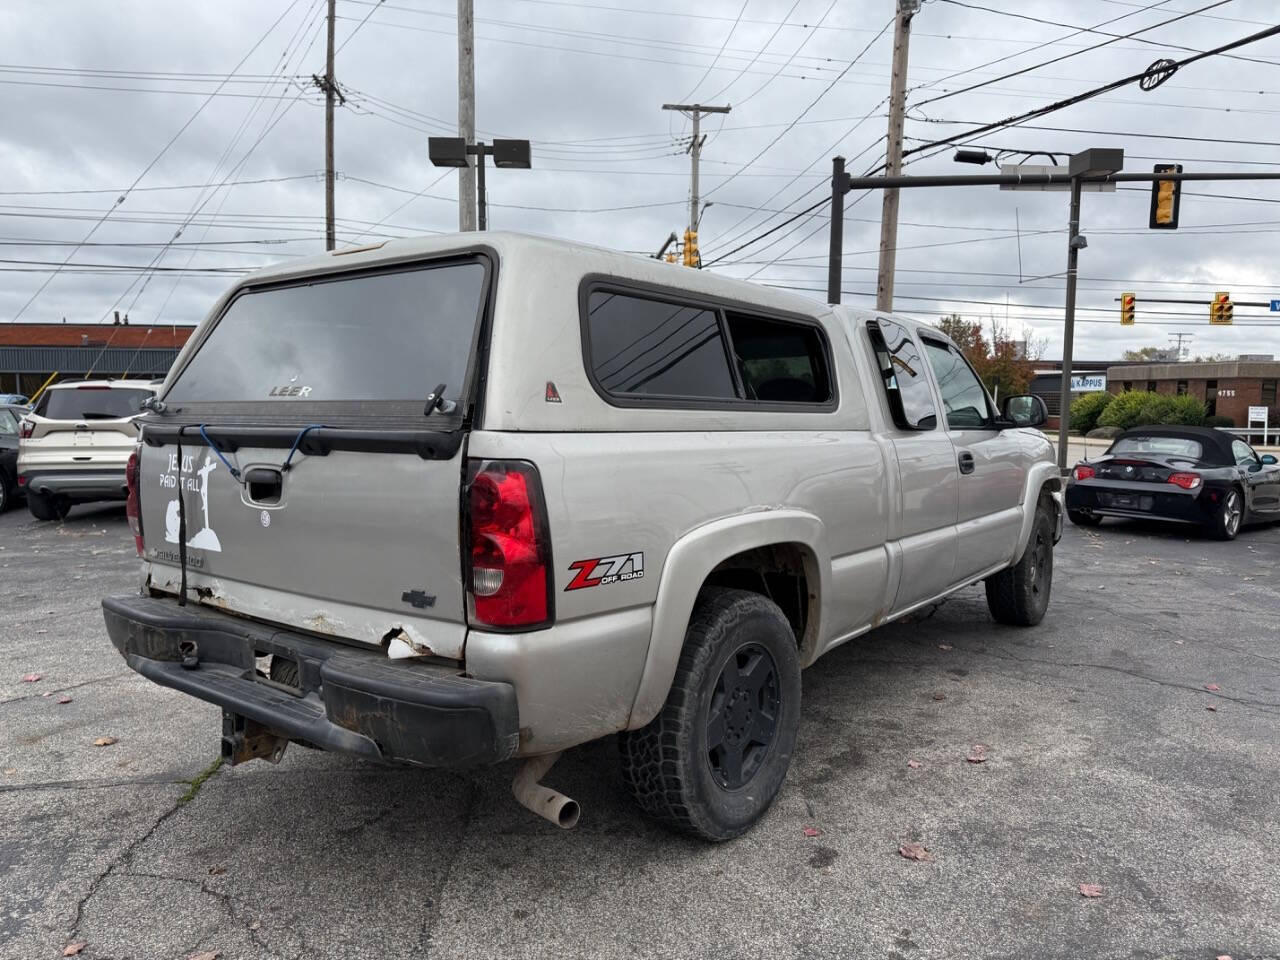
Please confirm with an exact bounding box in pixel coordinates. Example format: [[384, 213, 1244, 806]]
[[458, 0, 477, 231], [661, 102, 730, 266], [875, 0, 920, 311], [324, 0, 337, 250]]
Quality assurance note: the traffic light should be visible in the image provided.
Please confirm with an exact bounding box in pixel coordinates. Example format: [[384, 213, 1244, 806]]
[[682, 229, 699, 268], [1148, 163, 1182, 230], [1120, 292, 1136, 325], [1210, 291, 1233, 325]]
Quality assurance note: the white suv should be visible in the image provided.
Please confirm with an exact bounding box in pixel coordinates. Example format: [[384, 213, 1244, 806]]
[[18, 380, 156, 520]]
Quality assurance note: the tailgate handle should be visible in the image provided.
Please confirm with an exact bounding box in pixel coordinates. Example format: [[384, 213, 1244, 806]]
[[245, 467, 283, 505]]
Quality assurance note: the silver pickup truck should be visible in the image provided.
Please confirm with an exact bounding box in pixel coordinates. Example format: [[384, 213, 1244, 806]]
[[103, 233, 1062, 841]]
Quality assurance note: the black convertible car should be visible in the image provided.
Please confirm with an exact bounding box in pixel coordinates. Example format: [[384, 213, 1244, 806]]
[[1066, 425, 1280, 540]]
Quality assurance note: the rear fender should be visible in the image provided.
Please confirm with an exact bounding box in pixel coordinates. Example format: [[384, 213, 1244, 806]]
[[625, 509, 829, 730], [1011, 462, 1064, 561]]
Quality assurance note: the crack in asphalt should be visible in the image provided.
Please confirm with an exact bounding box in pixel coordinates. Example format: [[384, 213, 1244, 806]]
[[418, 776, 481, 956], [0, 773, 186, 794], [65, 755, 226, 951], [0, 670, 135, 706]]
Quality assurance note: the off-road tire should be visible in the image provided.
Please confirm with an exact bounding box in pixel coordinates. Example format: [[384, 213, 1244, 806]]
[[26, 489, 69, 521], [985, 501, 1054, 626], [1067, 508, 1102, 527], [618, 587, 801, 842], [1207, 487, 1243, 541]]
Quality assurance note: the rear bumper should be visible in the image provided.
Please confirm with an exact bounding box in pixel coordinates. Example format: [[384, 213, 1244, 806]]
[[20, 468, 128, 500], [102, 594, 520, 767], [1066, 479, 1213, 524]]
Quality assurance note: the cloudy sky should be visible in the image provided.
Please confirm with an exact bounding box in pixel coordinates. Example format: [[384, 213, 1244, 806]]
[[2, 0, 1279, 360]]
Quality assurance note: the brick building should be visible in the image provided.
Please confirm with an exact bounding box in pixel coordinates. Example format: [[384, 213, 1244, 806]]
[[1104, 358, 1280, 426], [0, 323, 194, 397]]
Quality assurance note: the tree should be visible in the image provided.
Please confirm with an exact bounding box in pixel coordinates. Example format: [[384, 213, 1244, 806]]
[[936, 314, 1033, 399], [1190, 352, 1232, 362], [1122, 346, 1177, 362]]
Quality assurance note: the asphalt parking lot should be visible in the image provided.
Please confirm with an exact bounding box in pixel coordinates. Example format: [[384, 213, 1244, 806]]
[[3, 503, 1279, 960]]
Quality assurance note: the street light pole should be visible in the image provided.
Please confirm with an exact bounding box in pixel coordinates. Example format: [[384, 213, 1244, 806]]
[[1056, 175, 1084, 473]]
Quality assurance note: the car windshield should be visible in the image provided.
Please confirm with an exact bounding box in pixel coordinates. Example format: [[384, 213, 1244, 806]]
[[1111, 436, 1203, 460], [38, 387, 153, 420]]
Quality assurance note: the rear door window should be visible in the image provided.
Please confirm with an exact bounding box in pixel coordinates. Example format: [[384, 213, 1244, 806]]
[[867, 319, 937, 430], [0, 409, 17, 435], [166, 259, 487, 412], [39, 387, 153, 420]]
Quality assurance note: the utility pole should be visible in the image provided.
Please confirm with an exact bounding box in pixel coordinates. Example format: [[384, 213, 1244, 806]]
[[875, 0, 920, 311], [323, 0, 338, 250], [1055, 175, 1084, 473], [661, 102, 730, 266], [457, 0, 477, 231], [1169, 332, 1194, 359]]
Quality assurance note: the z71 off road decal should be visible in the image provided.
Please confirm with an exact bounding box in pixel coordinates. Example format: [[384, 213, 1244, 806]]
[[566, 552, 644, 591]]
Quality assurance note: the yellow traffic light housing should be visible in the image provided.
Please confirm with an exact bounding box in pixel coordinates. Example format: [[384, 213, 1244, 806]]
[[1120, 292, 1136, 325], [1210, 291, 1233, 325], [682, 229, 699, 268], [1149, 163, 1182, 230]]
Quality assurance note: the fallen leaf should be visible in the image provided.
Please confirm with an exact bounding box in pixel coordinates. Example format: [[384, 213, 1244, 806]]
[[3, 768, 15, 775], [1217, 955, 1232, 960], [1205, 705, 1218, 712], [249, 920, 261, 931], [187, 952, 220, 960], [208, 866, 226, 876], [966, 744, 988, 764], [907, 759, 921, 769], [932, 693, 946, 701], [803, 826, 821, 838], [21, 673, 41, 683], [42, 692, 52, 698], [898, 842, 933, 862], [92, 736, 118, 747], [58, 695, 72, 705], [1078, 883, 1103, 898], [1205, 683, 1221, 692], [63, 944, 87, 957], [937, 644, 953, 652]]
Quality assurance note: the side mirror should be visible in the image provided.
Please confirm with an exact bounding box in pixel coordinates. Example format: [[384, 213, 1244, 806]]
[[1000, 394, 1047, 428], [1262, 454, 1277, 465]]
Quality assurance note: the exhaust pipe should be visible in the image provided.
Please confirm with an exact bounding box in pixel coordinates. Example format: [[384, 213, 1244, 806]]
[[511, 751, 580, 829]]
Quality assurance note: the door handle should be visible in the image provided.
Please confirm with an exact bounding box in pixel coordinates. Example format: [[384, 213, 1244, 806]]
[[958, 451, 975, 475]]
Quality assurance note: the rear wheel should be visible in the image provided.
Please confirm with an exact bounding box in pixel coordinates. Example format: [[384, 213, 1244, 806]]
[[27, 489, 69, 521], [985, 502, 1054, 626], [1208, 488, 1243, 541], [618, 587, 801, 841], [0, 474, 11, 513], [1067, 508, 1102, 527]]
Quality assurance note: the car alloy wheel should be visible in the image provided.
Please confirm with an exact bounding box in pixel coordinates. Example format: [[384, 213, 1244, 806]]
[[705, 641, 781, 790], [1224, 490, 1242, 537]]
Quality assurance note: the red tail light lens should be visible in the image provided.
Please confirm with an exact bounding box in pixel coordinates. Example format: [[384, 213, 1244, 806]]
[[466, 460, 552, 630], [19, 418, 33, 439], [1073, 463, 1095, 481], [1167, 472, 1202, 490], [125, 448, 143, 557]]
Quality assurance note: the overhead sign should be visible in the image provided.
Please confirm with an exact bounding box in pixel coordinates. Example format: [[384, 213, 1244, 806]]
[[1271, 300, 1280, 312], [997, 164, 1117, 192], [1071, 374, 1107, 392]]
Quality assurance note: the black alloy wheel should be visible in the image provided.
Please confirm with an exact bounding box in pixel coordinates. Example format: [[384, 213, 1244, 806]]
[[706, 642, 780, 791]]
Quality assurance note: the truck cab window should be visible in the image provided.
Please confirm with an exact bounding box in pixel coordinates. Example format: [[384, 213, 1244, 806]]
[[867, 319, 937, 430], [921, 338, 992, 430]]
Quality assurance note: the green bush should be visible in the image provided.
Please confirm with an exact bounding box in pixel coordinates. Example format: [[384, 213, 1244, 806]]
[[1165, 394, 1207, 426], [1097, 390, 1206, 429], [1205, 414, 1235, 428], [1069, 391, 1114, 434]]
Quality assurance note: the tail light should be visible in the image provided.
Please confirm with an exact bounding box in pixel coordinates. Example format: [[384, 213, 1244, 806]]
[[1073, 463, 1095, 481], [465, 459, 553, 630], [1167, 472, 1202, 490], [125, 447, 143, 557], [19, 418, 33, 439]]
